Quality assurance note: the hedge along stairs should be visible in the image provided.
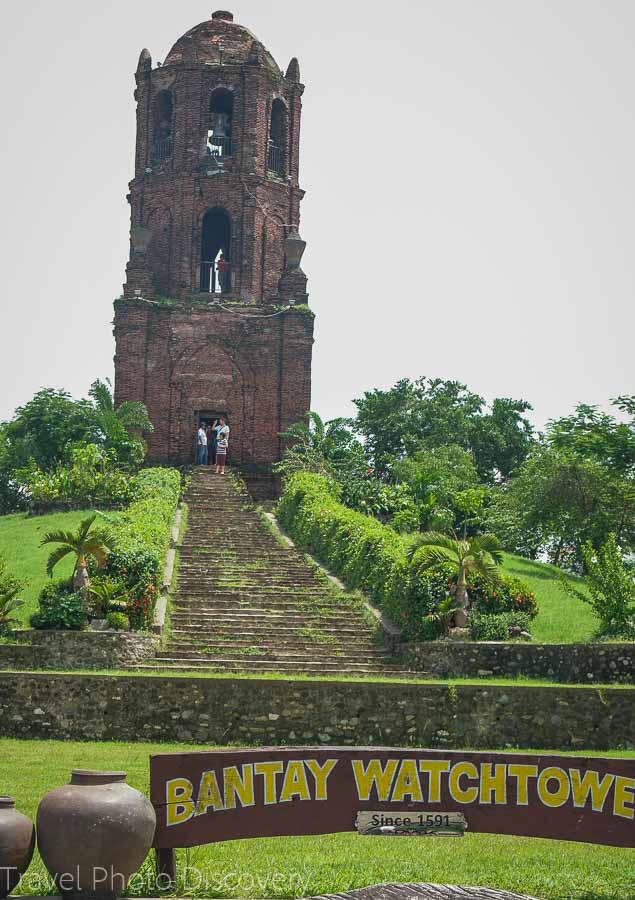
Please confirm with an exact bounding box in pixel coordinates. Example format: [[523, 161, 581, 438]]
[[151, 468, 406, 676]]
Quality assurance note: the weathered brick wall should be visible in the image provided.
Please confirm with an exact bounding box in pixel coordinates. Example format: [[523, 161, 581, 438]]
[[0, 674, 632, 750], [402, 642, 635, 685], [0, 631, 158, 671], [114, 302, 313, 465]]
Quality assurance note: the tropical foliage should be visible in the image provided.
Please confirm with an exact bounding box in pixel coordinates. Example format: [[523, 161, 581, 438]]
[[560, 534, 635, 638], [277, 472, 536, 641], [276, 412, 365, 480], [30, 582, 87, 631], [40, 514, 113, 595], [408, 532, 503, 625], [0, 556, 23, 636], [31, 467, 181, 631], [0, 380, 154, 513], [16, 444, 134, 510], [88, 379, 153, 468], [100, 467, 181, 629], [351, 377, 534, 481], [277, 384, 635, 572]]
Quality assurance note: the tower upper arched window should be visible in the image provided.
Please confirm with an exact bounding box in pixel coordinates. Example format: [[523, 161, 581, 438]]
[[208, 89, 233, 158], [267, 99, 287, 176], [200, 207, 231, 294], [153, 90, 173, 163]]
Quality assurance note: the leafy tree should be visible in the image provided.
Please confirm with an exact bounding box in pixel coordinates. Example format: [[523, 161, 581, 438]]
[[561, 534, 635, 637], [2, 388, 95, 472], [407, 532, 503, 626], [547, 397, 635, 477], [352, 377, 533, 481], [0, 381, 154, 512], [485, 446, 635, 564], [0, 426, 24, 514], [393, 444, 486, 532], [41, 514, 113, 596], [470, 397, 535, 481]]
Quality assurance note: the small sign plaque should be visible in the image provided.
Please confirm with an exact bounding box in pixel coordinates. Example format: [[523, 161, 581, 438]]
[[356, 810, 467, 837]]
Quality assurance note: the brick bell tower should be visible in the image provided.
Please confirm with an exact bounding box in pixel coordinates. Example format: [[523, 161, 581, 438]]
[[113, 10, 313, 472]]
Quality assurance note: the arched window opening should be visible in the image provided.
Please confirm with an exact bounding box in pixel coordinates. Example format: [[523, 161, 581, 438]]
[[208, 89, 233, 158], [267, 99, 287, 176], [200, 208, 231, 294], [153, 90, 173, 163]]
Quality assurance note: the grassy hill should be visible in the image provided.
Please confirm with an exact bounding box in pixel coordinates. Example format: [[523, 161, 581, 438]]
[[0, 510, 97, 625], [502, 552, 598, 643], [0, 511, 604, 643]]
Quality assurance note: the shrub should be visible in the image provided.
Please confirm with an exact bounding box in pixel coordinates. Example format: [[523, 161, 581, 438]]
[[277, 473, 408, 610], [277, 472, 536, 643], [30, 584, 87, 631], [106, 611, 130, 631], [562, 534, 635, 638], [465, 571, 538, 619], [470, 610, 533, 641], [17, 444, 134, 511], [103, 468, 180, 630]]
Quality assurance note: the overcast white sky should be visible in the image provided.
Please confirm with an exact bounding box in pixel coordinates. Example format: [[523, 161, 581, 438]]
[[0, 0, 633, 428]]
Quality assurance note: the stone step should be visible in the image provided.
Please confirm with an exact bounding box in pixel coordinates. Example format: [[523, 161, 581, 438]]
[[171, 600, 358, 611], [178, 576, 324, 585], [170, 615, 367, 628], [171, 606, 364, 619], [155, 466, 406, 678], [144, 657, 407, 674], [170, 624, 370, 638], [174, 589, 333, 599], [170, 606, 365, 619], [156, 647, 392, 662], [166, 637, 388, 653]]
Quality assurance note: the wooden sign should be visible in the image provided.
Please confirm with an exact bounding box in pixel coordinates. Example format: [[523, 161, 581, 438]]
[[149, 747, 635, 855]]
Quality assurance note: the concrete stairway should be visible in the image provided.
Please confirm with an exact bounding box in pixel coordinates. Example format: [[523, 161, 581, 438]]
[[150, 468, 406, 676]]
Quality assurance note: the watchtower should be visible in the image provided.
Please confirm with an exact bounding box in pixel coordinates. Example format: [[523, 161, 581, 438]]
[[113, 11, 313, 474]]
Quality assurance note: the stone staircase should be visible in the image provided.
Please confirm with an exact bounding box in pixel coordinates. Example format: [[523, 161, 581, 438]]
[[149, 468, 406, 676]]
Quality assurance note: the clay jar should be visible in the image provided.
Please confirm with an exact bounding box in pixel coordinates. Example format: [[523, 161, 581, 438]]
[[0, 797, 35, 898], [37, 770, 156, 900]]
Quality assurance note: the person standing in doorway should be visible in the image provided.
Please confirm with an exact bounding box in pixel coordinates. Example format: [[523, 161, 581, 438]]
[[209, 419, 219, 466], [216, 252, 229, 293], [214, 417, 229, 445], [205, 421, 214, 465], [215, 432, 228, 474], [196, 423, 208, 465]]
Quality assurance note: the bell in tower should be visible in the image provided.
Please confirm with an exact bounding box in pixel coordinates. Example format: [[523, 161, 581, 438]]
[[113, 11, 314, 478]]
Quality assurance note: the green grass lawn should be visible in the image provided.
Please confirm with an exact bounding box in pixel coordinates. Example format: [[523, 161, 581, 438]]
[[0, 510, 97, 624], [502, 552, 600, 644], [4, 738, 634, 900]]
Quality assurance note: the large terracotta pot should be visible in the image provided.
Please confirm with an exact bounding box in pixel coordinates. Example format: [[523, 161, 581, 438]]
[[0, 797, 35, 898], [37, 770, 156, 900]]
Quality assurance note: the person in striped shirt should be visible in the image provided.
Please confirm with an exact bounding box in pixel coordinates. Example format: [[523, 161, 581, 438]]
[[215, 434, 228, 474]]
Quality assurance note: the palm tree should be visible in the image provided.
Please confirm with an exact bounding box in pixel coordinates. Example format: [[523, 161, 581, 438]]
[[41, 514, 113, 595], [89, 379, 154, 442], [278, 412, 361, 478], [0, 584, 24, 636], [408, 532, 504, 627]]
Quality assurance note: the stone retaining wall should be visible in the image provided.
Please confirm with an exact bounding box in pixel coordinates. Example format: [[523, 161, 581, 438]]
[[0, 631, 158, 670], [402, 641, 635, 684], [0, 673, 632, 750]]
